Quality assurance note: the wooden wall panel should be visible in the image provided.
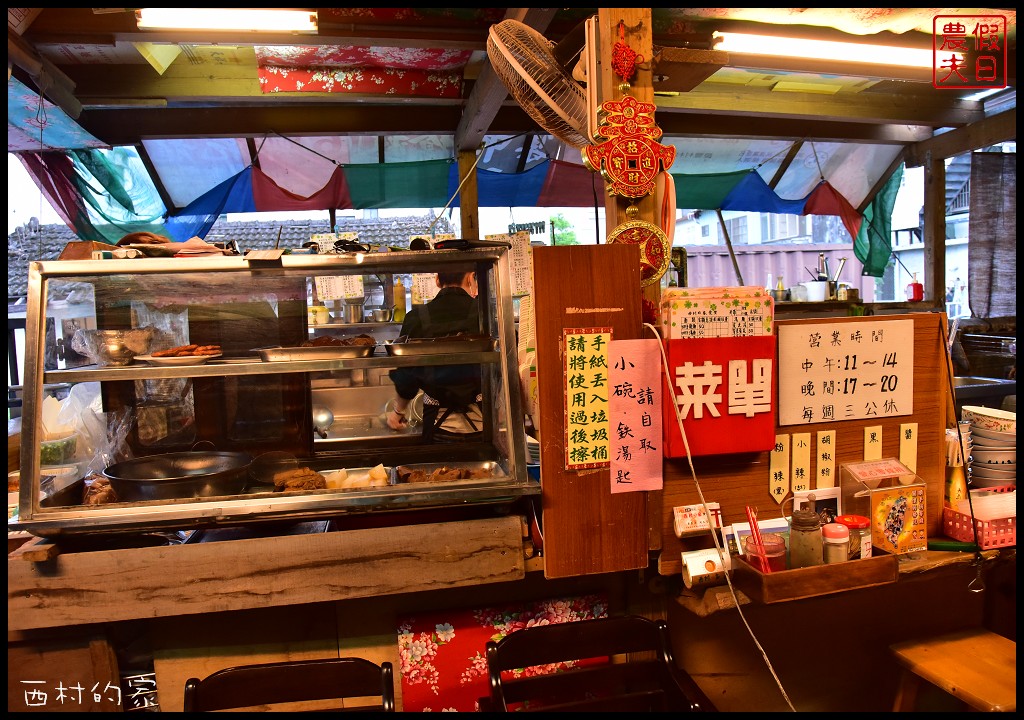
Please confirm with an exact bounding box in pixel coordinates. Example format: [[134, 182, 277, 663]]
[[533, 245, 649, 578], [658, 312, 950, 576]]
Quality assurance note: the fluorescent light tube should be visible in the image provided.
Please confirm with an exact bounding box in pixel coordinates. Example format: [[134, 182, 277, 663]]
[[136, 8, 318, 34], [714, 31, 937, 69]]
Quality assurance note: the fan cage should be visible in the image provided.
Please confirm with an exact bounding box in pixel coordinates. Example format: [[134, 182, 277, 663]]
[[487, 20, 590, 149]]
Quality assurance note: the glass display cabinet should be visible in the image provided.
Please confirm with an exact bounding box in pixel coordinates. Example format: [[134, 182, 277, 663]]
[[13, 246, 536, 536]]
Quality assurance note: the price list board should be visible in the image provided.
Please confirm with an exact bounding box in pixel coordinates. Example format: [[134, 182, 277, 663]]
[[314, 275, 364, 302], [777, 318, 914, 426]]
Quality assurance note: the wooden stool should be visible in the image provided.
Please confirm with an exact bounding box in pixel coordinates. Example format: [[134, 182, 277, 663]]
[[889, 627, 1016, 712]]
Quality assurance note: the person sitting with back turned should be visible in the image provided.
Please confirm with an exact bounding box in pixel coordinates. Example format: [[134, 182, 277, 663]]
[[386, 271, 483, 442]]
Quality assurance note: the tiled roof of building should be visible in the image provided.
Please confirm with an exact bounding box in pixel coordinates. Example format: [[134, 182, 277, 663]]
[[7, 213, 455, 303]]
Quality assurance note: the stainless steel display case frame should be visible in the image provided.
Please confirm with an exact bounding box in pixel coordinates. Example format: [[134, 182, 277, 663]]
[[15, 247, 536, 536]]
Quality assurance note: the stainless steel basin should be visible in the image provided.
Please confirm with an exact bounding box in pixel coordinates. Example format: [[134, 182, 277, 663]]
[[952, 376, 1015, 418], [953, 376, 1015, 388]]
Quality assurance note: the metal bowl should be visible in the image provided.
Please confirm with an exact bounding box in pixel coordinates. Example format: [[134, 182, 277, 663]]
[[71, 327, 156, 366], [103, 451, 253, 501]]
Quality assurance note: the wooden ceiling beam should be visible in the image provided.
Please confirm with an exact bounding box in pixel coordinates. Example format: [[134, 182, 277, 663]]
[[656, 86, 984, 128], [455, 8, 558, 152], [655, 114, 932, 144], [73, 105, 540, 146], [72, 100, 938, 147]]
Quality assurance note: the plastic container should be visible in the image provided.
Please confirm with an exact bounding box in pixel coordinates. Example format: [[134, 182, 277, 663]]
[[744, 532, 787, 572], [942, 485, 1016, 549], [789, 502, 824, 568], [822, 523, 850, 564], [835, 514, 872, 559]]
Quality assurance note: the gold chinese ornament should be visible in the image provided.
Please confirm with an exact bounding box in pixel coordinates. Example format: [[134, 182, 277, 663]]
[[606, 220, 671, 287]]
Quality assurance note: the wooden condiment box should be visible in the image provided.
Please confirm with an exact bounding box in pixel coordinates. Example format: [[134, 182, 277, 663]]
[[731, 554, 898, 604]]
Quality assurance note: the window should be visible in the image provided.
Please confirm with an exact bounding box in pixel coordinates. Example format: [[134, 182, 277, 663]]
[[723, 216, 747, 245]]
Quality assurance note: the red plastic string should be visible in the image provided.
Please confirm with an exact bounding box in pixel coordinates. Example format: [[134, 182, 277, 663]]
[[612, 20, 644, 83]]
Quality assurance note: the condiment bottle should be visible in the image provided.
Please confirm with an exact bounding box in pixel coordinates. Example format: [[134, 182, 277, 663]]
[[393, 278, 407, 323], [822, 522, 850, 564], [835, 514, 871, 559], [789, 497, 824, 569]]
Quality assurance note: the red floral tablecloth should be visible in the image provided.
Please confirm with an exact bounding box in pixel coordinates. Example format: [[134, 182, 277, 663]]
[[396, 594, 608, 712]]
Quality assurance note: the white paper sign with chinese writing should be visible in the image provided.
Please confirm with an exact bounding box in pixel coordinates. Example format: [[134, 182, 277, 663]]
[[410, 274, 439, 305], [608, 339, 663, 492], [485, 231, 533, 297], [315, 274, 364, 301], [777, 319, 914, 425]]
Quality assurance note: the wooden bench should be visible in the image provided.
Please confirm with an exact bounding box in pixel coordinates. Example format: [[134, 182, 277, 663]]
[[889, 627, 1016, 712]]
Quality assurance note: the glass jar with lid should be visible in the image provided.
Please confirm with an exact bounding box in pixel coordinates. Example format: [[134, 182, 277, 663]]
[[835, 514, 872, 559]]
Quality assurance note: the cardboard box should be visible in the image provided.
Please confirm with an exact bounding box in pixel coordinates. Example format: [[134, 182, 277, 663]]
[[58, 241, 113, 260], [840, 458, 927, 555]]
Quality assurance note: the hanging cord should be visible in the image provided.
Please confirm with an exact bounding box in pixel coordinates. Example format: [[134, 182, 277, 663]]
[[938, 318, 986, 592], [644, 322, 797, 712], [34, 84, 49, 258], [426, 133, 534, 236], [810, 142, 825, 182]]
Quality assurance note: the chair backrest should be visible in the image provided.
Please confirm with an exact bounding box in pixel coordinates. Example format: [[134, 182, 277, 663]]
[[485, 615, 714, 712], [183, 657, 395, 712]]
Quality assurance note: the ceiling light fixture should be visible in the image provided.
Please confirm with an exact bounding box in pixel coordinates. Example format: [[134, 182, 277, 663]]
[[136, 8, 318, 34], [713, 31, 938, 69]]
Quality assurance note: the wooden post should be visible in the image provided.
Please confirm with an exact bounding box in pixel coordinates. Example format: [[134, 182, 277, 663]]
[[597, 8, 661, 310], [457, 149, 480, 240], [922, 152, 947, 304]]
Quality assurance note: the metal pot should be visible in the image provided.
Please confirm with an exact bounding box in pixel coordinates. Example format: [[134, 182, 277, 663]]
[[103, 451, 253, 501], [344, 300, 365, 323], [370, 307, 394, 323]]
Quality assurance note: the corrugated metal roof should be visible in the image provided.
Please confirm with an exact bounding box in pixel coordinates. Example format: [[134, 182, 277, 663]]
[[681, 244, 876, 301]]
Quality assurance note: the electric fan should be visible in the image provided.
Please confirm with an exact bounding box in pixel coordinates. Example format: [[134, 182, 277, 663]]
[[487, 19, 591, 149]]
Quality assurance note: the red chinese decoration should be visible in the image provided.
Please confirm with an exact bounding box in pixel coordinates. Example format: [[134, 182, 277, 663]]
[[582, 95, 676, 199], [611, 21, 644, 83]]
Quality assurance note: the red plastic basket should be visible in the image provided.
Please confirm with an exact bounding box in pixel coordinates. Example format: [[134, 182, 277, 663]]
[[942, 485, 1016, 549]]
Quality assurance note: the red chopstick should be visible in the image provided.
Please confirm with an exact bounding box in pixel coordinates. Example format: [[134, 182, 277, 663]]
[[746, 505, 772, 574]]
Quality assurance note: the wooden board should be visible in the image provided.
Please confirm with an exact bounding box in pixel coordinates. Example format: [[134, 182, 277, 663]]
[[8, 634, 120, 712], [731, 553, 898, 603], [151, 605, 340, 713], [533, 245, 648, 579], [8, 516, 525, 632], [658, 312, 950, 576]]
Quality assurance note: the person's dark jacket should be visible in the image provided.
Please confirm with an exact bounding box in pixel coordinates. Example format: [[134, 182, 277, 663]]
[[389, 286, 481, 408]]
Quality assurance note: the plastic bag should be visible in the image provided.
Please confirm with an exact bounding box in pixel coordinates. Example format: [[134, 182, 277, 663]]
[[55, 383, 135, 476]]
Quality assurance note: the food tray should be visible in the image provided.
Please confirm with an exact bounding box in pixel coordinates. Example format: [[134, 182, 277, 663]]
[[942, 485, 1016, 549], [390, 460, 506, 485], [258, 345, 376, 361], [385, 337, 495, 356]]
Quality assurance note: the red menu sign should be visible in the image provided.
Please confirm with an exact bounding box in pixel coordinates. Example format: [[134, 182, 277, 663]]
[[662, 336, 776, 457]]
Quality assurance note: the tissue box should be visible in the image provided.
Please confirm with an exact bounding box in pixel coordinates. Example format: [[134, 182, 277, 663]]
[[839, 458, 927, 555]]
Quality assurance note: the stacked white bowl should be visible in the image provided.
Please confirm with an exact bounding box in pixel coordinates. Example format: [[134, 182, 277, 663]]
[[962, 405, 1016, 488]]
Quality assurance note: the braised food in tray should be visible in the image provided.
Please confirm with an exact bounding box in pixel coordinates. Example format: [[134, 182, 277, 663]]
[[258, 333, 377, 361], [387, 332, 494, 356], [300, 334, 376, 348], [394, 464, 497, 484], [272, 467, 327, 491]]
